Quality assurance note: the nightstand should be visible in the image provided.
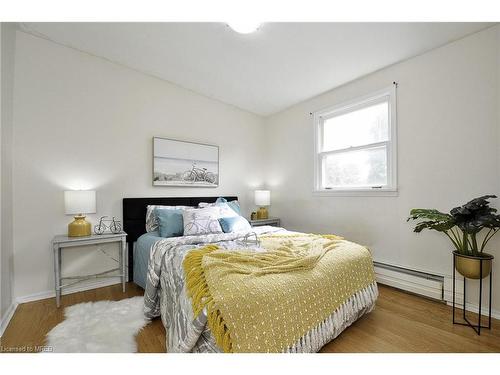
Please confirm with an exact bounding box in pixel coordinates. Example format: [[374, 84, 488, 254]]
[[249, 217, 281, 227], [52, 232, 127, 307]]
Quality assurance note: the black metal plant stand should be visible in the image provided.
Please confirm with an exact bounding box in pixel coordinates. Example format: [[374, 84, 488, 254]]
[[452, 255, 492, 335]]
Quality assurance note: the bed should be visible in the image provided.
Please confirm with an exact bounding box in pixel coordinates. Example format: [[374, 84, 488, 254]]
[[123, 196, 378, 353], [123, 196, 239, 287]]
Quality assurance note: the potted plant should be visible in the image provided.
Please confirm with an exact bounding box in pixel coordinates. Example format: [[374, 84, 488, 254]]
[[408, 195, 499, 279]]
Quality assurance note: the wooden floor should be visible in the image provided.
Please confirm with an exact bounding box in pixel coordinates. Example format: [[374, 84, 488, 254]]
[[1, 282, 499, 353]]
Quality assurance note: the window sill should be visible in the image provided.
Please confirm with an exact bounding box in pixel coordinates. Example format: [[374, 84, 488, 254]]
[[312, 189, 399, 197]]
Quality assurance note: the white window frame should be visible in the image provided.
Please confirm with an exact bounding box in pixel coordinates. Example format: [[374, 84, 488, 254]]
[[313, 86, 397, 196]]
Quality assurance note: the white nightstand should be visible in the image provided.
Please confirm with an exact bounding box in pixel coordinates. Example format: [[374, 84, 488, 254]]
[[52, 232, 127, 307], [249, 217, 281, 227]]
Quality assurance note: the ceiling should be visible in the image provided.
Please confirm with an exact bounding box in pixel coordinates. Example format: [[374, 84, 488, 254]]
[[21, 22, 493, 116]]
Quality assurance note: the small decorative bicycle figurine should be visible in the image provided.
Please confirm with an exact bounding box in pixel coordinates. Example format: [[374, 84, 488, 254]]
[[94, 216, 122, 235]]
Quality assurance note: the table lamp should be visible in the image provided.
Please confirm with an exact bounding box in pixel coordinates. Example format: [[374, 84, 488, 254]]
[[64, 190, 96, 237], [254, 190, 270, 219]]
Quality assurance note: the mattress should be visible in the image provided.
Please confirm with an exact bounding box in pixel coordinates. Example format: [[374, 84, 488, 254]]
[[134, 231, 163, 289]]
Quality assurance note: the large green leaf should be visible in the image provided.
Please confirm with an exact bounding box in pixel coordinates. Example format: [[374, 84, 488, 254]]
[[408, 209, 452, 222], [413, 220, 455, 233], [408, 208, 455, 234]]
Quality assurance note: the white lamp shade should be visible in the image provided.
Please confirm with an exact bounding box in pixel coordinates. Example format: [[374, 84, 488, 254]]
[[64, 190, 96, 215], [254, 190, 271, 206]]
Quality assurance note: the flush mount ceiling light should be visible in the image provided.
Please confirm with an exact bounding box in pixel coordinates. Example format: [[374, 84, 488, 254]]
[[226, 21, 261, 34]]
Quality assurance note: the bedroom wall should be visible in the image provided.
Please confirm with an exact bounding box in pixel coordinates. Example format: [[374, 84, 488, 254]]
[[8, 25, 500, 313], [1, 23, 16, 327], [264, 26, 500, 312], [11, 31, 266, 299]]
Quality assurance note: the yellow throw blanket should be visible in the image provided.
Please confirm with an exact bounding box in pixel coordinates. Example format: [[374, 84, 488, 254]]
[[183, 234, 375, 353]]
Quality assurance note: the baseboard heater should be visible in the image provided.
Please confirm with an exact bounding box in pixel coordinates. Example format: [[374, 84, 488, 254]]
[[373, 261, 444, 301]]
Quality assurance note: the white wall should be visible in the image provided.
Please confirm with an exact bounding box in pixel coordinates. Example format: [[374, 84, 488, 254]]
[[265, 26, 500, 310], [1, 23, 16, 323], [9, 25, 500, 315], [12, 31, 266, 299]]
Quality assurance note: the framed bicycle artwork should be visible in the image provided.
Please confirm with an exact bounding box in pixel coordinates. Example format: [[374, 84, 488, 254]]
[[152, 137, 219, 187]]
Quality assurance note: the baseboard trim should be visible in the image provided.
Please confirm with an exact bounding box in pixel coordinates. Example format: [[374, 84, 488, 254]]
[[442, 274, 500, 320], [444, 301, 500, 320], [0, 302, 18, 337], [375, 265, 500, 321], [443, 289, 500, 320], [16, 279, 122, 304], [374, 266, 443, 301]]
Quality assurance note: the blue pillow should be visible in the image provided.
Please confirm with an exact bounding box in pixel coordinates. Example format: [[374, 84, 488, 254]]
[[216, 197, 242, 216], [155, 209, 184, 238], [218, 216, 252, 233]]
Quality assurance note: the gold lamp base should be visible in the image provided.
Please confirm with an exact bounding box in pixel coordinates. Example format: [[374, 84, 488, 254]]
[[256, 207, 269, 219], [68, 215, 91, 237]]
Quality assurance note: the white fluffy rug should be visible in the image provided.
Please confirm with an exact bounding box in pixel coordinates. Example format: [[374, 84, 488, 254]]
[[46, 297, 149, 353]]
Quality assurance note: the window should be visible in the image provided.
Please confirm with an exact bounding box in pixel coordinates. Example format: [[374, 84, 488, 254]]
[[313, 86, 397, 195]]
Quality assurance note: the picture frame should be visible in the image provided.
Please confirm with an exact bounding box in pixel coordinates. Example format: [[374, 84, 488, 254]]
[[152, 137, 219, 187]]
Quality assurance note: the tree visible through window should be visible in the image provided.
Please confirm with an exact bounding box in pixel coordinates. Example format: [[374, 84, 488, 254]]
[[314, 87, 397, 193]]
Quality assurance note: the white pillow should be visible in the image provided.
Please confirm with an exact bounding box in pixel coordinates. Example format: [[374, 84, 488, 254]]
[[198, 200, 241, 216], [196, 202, 239, 218], [145, 205, 190, 232], [182, 206, 231, 236], [216, 203, 240, 218]]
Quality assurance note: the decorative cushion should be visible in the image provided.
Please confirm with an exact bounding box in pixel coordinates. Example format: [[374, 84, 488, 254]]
[[145, 205, 190, 232], [225, 201, 242, 216], [217, 203, 239, 219], [218, 216, 252, 233], [198, 197, 242, 216], [182, 206, 229, 236], [155, 209, 184, 238]]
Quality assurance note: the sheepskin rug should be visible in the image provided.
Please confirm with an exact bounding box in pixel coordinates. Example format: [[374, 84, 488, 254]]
[[46, 296, 149, 353]]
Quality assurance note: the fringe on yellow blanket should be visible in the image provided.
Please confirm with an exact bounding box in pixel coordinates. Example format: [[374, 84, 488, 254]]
[[182, 234, 343, 353]]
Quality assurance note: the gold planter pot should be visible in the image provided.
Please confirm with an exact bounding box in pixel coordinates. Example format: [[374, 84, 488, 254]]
[[453, 251, 494, 279]]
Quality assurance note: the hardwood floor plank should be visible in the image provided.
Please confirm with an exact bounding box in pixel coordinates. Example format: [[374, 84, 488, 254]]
[[1, 283, 498, 353]]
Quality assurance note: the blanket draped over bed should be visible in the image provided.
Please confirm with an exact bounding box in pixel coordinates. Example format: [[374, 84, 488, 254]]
[[183, 234, 376, 353]]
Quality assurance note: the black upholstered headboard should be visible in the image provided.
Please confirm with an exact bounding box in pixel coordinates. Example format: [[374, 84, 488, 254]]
[[123, 196, 237, 281]]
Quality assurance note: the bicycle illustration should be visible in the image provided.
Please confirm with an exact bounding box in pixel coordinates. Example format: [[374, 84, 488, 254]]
[[181, 162, 217, 184], [184, 217, 221, 235], [94, 216, 122, 235]]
